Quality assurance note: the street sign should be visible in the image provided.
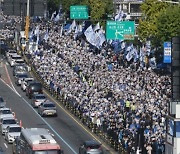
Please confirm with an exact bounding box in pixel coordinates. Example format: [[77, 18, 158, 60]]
[[70, 5, 89, 19], [163, 42, 171, 63], [106, 21, 135, 40]]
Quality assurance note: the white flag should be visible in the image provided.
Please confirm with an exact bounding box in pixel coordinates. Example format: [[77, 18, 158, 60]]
[[59, 25, 63, 37], [51, 11, 56, 21], [54, 14, 60, 22], [84, 25, 96, 46]]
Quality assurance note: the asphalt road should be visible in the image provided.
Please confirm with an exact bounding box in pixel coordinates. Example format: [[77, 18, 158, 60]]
[[0, 56, 112, 154]]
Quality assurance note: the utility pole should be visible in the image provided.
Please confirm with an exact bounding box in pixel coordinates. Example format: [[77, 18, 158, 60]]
[[25, 0, 30, 40], [21, 0, 25, 30]]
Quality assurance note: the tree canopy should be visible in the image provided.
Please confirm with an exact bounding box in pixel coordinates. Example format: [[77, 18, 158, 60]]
[[47, 0, 113, 21], [137, 0, 180, 46]]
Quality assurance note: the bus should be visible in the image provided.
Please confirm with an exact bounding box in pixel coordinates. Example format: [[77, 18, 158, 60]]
[[12, 128, 63, 154]]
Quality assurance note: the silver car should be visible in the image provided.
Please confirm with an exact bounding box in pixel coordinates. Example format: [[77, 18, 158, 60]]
[[0, 117, 17, 135], [21, 77, 34, 91], [38, 100, 57, 117], [0, 108, 14, 120], [79, 140, 104, 154], [31, 94, 46, 108], [5, 125, 21, 143], [0, 97, 6, 108]]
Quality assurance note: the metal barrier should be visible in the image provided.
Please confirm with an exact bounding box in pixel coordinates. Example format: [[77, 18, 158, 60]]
[[23, 54, 128, 154]]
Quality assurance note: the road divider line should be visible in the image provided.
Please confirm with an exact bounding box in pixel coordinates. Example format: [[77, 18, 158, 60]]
[[4, 64, 21, 97], [4, 143, 8, 149]]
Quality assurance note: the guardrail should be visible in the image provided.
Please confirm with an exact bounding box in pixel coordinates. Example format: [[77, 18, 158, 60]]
[[23, 53, 128, 154]]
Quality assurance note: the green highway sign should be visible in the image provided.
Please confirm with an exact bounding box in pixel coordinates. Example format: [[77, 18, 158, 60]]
[[70, 5, 89, 19], [106, 21, 135, 40]]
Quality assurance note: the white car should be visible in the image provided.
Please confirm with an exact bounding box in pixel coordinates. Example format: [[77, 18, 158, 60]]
[[5, 125, 21, 143], [6, 49, 17, 59], [0, 108, 14, 120], [9, 54, 22, 67], [21, 77, 34, 91], [0, 117, 17, 135]]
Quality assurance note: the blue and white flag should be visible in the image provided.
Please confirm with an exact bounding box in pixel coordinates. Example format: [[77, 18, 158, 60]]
[[54, 13, 60, 22], [121, 41, 126, 50], [59, 25, 63, 37], [43, 30, 49, 41], [133, 47, 139, 62], [126, 47, 135, 61], [145, 40, 151, 56], [34, 25, 40, 36], [84, 25, 96, 46], [50, 11, 56, 21], [115, 7, 124, 21]]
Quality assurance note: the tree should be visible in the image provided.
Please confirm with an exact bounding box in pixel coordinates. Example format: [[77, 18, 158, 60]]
[[47, 0, 60, 15], [137, 0, 167, 43], [47, 0, 113, 23], [156, 5, 180, 43]]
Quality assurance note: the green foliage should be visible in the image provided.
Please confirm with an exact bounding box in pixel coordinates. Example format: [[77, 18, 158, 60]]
[[47, 0, 113, 23], [156, 5, 180, 43], [137, 0, 168, 44]]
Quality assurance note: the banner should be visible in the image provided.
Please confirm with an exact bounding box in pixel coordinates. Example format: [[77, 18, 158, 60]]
[[163, 42, 171, 63]]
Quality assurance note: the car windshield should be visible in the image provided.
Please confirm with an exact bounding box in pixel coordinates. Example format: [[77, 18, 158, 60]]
[[2, 110, 11, 114], [44, 104, 55, 108], [12, 56, 21, 60], [9, 127, 21, 132], [86, 144, 101, 149], [0, 97, 4, 102], [36, 95, 46, 100], [34, 150, 59, 154], [18, 74, 28, 78], [3, 119, 16, 124], [16, 61, 24, 64], [16, 68, 26, 72]]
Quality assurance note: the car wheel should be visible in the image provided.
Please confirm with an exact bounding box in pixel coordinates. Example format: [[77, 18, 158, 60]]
[[41, 112, 44, 117]]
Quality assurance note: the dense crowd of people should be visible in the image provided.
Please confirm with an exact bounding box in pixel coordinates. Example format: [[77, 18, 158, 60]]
[[0, 14, 171, 154]]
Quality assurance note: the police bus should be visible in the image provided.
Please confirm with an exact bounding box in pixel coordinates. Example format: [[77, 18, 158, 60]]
[[12, 128, 63, 154]]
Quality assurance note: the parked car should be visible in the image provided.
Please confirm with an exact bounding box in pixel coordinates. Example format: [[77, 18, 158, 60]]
[[0, 108, 14, 120], [38, 100, 57, 117], [0, 97, 6, 108], [5, 125, 21, 143], [31, 94, 46, 108], [26, 81, 43, 99], [15, 73, 28, 86], [21, 77, 34, 91], [0, 117, 17, 135], [79, 140, 103, 154], [13, 65, 27, 76]]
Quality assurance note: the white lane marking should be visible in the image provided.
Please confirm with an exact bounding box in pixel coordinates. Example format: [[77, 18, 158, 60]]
[[0, 78, 18, 94], [0, 80, 77, 154], [6, 62, 9, 65], [4, 143, 8, 148], [4, 64, 21, 97]]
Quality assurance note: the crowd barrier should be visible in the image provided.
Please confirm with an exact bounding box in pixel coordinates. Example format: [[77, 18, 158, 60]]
[[23, 53, 128, 154]]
